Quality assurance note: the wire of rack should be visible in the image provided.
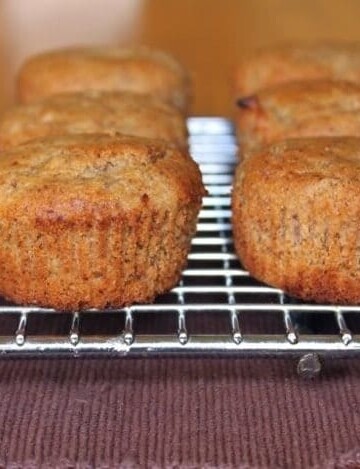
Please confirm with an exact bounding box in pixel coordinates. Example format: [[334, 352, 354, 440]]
[[0, 117, 359, 376]]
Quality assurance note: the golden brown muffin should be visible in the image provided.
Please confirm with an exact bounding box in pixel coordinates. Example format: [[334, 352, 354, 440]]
[[0, 134, 205, 310], [232, 137, 360, 304], [236, 80, 360, 156], [17, 45, 191, 112], [0, 91, 188, 150], [234, 43, 360, 97]]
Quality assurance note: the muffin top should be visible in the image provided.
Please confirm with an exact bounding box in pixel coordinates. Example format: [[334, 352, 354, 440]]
[[239, 137, 360, 186], [0, 90, 188, 150], [0, 134, 204, 224], [236, 80, 360, 151], [17, 45, 191, 111], [235, 42, 360, 96]]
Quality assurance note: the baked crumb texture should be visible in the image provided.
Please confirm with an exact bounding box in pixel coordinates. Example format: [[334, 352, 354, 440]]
[[0, 90, 188, 150], [235, 80, 360, 157], [234, 42, 360, 97], [0, 134, 205, 309], [17, 46, 191, 113], [232, 137, 360, 304]]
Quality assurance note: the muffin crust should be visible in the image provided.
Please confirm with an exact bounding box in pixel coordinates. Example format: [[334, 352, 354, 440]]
[[0, 134, 205, 309], [17, 46, 191, 112], [232, 137, 360, 304], [235, 42, 360, 97], [0, 91, 188, 150], [236, 80, 360, 156]]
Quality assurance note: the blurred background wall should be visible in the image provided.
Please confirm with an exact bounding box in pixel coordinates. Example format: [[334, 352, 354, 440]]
[[1, 0, 360, 116]]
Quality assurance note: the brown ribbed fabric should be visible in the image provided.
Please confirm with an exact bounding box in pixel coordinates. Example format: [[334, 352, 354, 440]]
[[0, 357, 359, 468]]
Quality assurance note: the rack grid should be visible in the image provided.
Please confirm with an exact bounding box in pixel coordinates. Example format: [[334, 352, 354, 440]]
[[0, 117, 359, 375]]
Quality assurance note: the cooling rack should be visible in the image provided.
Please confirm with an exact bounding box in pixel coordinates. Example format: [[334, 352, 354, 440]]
[[0, 117, 359, 376]]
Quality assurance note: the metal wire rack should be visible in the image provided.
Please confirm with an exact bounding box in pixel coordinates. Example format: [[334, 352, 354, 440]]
[[0, 117, 360, 374]]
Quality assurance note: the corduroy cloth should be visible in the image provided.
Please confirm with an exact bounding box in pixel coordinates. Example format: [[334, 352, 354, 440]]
[[0, 357, 359, 468]]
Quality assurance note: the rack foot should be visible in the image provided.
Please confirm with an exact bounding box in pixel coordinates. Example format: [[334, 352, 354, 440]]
[[297, 353, 322, 378]]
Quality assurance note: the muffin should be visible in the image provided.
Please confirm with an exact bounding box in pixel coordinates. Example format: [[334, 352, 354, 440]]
[[234, 42, 360, 97], [236, 80, 360, 156], [17, 45, 191, 112], [0, 134, 205, 310], [0, 90, 188, 150], [232, 137, 360, 304]]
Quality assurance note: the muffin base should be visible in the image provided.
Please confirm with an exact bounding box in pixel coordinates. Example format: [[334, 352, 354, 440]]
[[0, 206, 198, 310]]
